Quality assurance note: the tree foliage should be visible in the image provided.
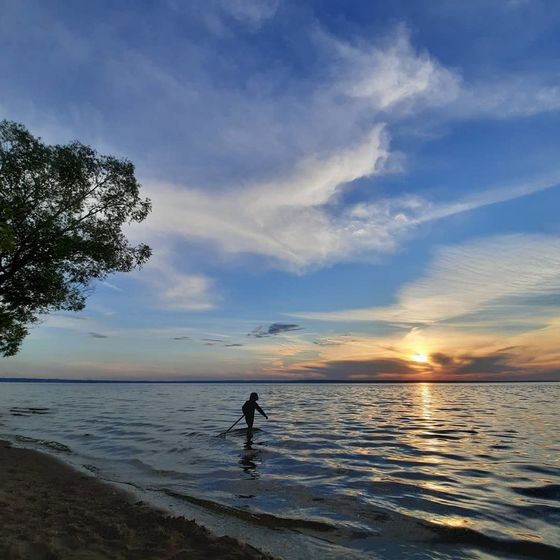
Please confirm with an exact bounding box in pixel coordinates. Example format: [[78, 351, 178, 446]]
[[0, 121, 151, 356]]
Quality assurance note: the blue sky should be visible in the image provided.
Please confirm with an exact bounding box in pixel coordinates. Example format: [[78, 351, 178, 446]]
[[1, 0, 560, 380]]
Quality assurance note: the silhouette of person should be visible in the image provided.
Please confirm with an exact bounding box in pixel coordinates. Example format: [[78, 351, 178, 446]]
[[242, 392, 268, 429]]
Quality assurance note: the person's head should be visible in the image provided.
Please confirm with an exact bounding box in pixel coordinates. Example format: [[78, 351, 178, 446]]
[[249, 392, 259, 401]]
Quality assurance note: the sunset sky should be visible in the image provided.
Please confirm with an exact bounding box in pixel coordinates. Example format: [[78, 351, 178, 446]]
[[1, 0, 560, 381]]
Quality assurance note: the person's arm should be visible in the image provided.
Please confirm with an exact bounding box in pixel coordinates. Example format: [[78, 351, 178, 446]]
[[255, 403, 268, 419]]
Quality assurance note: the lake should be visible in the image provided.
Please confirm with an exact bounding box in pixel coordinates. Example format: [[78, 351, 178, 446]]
[[0, 382, 558, 559]]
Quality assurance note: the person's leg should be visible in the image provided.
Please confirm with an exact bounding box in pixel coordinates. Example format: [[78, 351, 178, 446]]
[[245, 412, 254, 428]]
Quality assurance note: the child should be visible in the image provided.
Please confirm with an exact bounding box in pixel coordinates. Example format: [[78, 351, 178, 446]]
[[242, 392, 268, 429]]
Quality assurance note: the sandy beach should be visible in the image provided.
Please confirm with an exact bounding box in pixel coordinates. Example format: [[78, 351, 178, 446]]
[[0, 440, 274, 560]]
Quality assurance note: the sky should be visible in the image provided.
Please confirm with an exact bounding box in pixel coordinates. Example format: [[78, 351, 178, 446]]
[[1, 0, 560, 381]]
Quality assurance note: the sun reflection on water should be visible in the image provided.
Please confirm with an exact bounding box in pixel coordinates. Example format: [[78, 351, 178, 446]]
[[420, 382, 432, 420]]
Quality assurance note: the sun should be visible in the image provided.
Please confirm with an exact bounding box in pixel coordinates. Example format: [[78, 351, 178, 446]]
[[412, 353, 429, 363]]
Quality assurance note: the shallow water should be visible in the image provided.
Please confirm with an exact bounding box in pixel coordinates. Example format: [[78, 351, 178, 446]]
[[0, 382, 558, 559]]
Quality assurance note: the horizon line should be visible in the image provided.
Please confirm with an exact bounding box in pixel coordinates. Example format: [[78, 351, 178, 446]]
[[0, 377, 558, 384]]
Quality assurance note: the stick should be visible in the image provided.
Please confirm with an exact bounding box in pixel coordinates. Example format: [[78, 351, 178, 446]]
[[219, 414, 245, 436]]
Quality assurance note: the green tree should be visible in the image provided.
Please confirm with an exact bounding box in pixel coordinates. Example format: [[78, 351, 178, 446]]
[[0, 121, 151, 356]]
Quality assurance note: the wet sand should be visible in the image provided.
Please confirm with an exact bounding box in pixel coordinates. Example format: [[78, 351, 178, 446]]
[[0, 440, 274, 560]]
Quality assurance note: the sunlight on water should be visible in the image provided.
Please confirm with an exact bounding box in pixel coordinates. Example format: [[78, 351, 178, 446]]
[[0, 382, 558, 560]]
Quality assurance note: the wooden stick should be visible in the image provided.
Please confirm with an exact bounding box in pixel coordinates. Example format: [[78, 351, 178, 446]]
[[220, 414, 245, 436]]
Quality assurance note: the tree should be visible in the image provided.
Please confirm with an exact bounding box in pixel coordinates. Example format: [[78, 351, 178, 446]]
[[0, 121, 151, 356]]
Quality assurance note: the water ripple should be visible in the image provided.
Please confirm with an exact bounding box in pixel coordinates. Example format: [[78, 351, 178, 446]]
[[1, 381, 558, 560]]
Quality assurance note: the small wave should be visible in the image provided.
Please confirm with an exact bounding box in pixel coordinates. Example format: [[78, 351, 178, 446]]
[[226, 427, 263, 436], [511, 503, 560, 518], [160, 487, 560, 559], [520, 464, 560, 476], [15, 435, 71, 453], [416, 432, 463, 441], [160, 488, 338, 533], [432, 523, 560, 560], [511, 484, 560, 500], [10, 407, 51, 416]]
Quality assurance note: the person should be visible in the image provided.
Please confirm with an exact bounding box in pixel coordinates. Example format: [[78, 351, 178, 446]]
[[242, 392, 268, 429]]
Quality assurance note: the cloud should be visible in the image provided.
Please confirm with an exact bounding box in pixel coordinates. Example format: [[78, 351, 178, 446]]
[[312, 337, 347, 346], [449, 352, 516, 375], [219, 0, 279, 28], [172, 336, 191, 341], [293, 233, 560, 325], [88, 332, 109, 339], [99, 280, 123, 292], [449, 80, 560, 119], [249, 323, 303, 337], [137, 250, 219, 311], [297, 357, 419, 380], [6, 11, 559, 275], [159, 273, 217, 311], [142, 126, 390, 270], [2, 9, 558, 188], [290, 349, 557, 381], [428, 347, 559, 380], [143, 142, 559, 272], [134, 27, 470, 272], [325, 25, 461, 113], [427, 347, 520, 374], [53, 314, 89, 321], [40, 315, 90, 331]]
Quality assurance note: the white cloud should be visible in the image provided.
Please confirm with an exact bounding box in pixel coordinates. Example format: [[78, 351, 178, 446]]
[[220, 0, 279, 27], [140, 250, 218, 311], [161, 273, 217, 311], [6, 12, 560, 287], [293, 234, 560, 324], [143, 126, 389, 270], [143, 149, 559, 272], [325, 25, 560, 121], [328, 26, 461, 112], [132, 25, 560, 274], [450, 80, 560, 119]]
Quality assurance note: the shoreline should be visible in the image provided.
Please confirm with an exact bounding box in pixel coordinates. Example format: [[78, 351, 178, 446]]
[[0, 440, 274, 560]]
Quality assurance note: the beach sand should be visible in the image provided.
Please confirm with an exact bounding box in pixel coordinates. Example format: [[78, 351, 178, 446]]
[[0, 440, 274, 560]]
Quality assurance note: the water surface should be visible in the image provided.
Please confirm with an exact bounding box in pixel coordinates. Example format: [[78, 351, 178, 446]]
[[0, 382, 558, 559]]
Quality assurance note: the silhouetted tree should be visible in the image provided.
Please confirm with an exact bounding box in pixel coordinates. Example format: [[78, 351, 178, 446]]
[[0, 121, 151, 356]]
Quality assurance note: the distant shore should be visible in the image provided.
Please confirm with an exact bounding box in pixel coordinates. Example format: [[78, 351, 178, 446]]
[[1, 378, 558, 383], [0, 440, 273, 560]]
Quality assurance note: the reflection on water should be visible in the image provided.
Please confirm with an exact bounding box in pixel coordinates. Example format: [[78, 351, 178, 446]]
[[240, 433, 262, 479], [0, 382, 559, 560]]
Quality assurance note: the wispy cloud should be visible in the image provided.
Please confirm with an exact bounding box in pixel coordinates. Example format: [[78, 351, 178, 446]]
[[293, 234, 560, 325], [137, 250, 219, 311], [5, 11, 559, 276], [325, 25, 461, 114], [144, 153, 559, 274], [98, 280, 123, 292], [219, 0, 280, 28], [451, 80, 560, 119], [142, 127, 389, 270]]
